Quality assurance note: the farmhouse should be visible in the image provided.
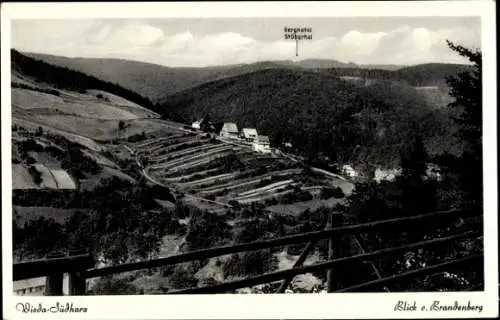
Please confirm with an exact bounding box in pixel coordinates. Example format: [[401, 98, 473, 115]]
[[240, 128, 258, 142], [342, 165, 358, 178], [220, 122, 239, 139], [253, 136, 271, 153], [191, 121, 201, 130], [374, 168, 401, 182], [14, 277, 46, 296], [424, 163, 442, 181]]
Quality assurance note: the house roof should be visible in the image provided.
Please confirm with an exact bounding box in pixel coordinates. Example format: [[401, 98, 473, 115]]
[[222, 122, 238, 133], [14, 277, 46, 291], [241, 128, 258, 137], [256, 136, 270, 144]]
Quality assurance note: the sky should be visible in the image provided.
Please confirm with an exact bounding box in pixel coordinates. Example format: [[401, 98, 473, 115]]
[[11, 17, 481, 67]]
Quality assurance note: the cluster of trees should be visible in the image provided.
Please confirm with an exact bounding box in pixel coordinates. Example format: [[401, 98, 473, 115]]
[[16, 132, 103, 179], [185, 211, 232, 251], [60, 144, 102, 179], [16, 138, 45, 164], [12, 82, 60, 96], [13, 177, 179, 265], [336, 41, 483, 291], [127, 131, 147, 143]]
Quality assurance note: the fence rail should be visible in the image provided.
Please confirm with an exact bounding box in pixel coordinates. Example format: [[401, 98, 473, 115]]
[[13, 208, 482, 295], [83, 208, 477, 279], [168, 231, 481, 294]]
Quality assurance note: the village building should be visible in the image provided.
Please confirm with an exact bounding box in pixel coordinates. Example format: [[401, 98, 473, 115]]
[[13, 277, 47, 296], [219, 122, 239, 139], [342, 164, 358, 178], [253, 136, 271, 153], [374, 168, 402, 182], [283, 141, 293, 148], [191, 120, 201, 130], [240, 128, 259, 142], [425, 163, 442, 181]]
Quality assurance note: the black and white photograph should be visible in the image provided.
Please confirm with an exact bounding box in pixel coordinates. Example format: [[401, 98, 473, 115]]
[[2, 1, 497, 319]]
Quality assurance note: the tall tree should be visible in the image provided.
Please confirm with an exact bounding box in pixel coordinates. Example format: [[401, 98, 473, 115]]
[[445, 40, 482, 207]]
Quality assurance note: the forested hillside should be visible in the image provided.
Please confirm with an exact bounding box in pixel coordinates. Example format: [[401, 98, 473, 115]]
[[12, 50, 155, 110], [160, 68, 461, 169], [23, 52, 289, 103], [320, 63, 472, 87], [22, 51, 469, 104]]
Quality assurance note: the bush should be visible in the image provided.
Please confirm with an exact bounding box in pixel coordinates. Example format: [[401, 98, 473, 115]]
[[26, 156, 36, 165], [228, 200, 240, 209], [170, 266, 198, 289], [28, 165, 43, 184], [320, 186, 345, 199], [35, 126, 43, 136], [223, 250, 278, 277], [127, 132, 147, 142], [185, 211, 231, 250], [89, 276, 139, 295]]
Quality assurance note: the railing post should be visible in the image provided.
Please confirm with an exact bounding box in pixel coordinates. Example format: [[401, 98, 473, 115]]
[[46, 273, 64, 296], [68, 272, 87, 295], [326, 212, 343, 292]]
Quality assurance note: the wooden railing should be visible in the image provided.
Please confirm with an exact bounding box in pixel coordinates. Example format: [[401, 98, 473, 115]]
[[13, 208, 483, 295], [13, 253, 94, 295]]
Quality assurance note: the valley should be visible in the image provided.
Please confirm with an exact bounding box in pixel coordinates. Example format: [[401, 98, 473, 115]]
[[10, 47, 482, 295]]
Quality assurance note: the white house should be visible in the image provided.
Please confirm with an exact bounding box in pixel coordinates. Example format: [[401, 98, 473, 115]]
[[219, 122, 239, 139], [425, 164, 442, 181], [253, 136, 271, 153], [14, 277, 46, 296], [240, 128, 258, 142], [342, 165, 358, 178], [191, 121, 201, 130], [374, 168, 402, 182]]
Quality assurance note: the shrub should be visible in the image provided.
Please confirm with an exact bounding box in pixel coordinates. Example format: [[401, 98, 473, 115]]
[[228, 200, 240, 209], [127, 132, 147, 142], [26, 156, 36, 165], [28, 165, 43, 184], [199, 277, 218, 287], [223, 250, 278, 277], [170, 266, 198, 289], [161, 265, 175, 277], [320, 186, 345, 199], [185, 211, 231, 250], [89, 276, 139, 295]]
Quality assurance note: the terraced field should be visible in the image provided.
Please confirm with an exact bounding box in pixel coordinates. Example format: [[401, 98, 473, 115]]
[[129, 131, 354, 215]]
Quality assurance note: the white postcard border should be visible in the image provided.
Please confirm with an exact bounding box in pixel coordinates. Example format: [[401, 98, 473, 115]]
[[1, 1, 497, 319]]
